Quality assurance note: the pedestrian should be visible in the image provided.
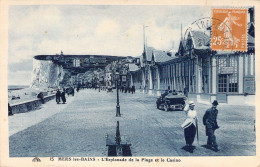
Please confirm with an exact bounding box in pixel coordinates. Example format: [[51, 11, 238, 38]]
[[181, 101, 198, 153], [161, 90, 169, 100], [203, 100, 219, 152], [67, 88, 70, 96], [56, 90, 61, 104], [61, 91, 66, 104], [184, 86, 188, 97], [131, 85, 135, 94], [71, 87, 75, 96], [172, 89, 177, 95], [8, 103, 13, 116], [37, 92, 45, 104]]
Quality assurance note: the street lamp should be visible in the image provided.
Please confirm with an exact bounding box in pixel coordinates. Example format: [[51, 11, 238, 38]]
[[115, 72, 121, 117]]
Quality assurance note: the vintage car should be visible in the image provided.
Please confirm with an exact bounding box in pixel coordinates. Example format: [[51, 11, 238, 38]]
[[156, 93, 186, 111]]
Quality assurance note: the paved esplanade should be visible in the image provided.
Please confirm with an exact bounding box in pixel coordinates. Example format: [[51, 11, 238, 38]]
[[9, 89, 255, 157]]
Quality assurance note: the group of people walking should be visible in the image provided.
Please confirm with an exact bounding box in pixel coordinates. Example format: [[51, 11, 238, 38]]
[[56, 89, 66, 104], [120, 85, 135, 94], [181, 99, 219, 153]]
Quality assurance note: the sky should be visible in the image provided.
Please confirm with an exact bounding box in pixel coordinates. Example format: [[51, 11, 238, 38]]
[[8, 5, 211, 85]]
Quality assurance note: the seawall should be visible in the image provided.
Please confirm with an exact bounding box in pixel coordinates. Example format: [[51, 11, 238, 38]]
[[10, 94, 56, 114]]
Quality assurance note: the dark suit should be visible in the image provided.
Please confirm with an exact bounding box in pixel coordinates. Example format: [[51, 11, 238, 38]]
[[203, 107, 219, 148], [56, 91, 61, 104]]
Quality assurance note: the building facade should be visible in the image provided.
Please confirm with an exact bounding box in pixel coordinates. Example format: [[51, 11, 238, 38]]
[[130, 8, 255, 105]]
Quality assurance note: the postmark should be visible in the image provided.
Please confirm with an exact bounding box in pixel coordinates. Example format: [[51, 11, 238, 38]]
[[211, 8, 247, 51], [183, 17, 235, 68]]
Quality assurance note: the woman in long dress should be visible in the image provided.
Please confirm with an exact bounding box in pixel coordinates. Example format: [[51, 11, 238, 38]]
[[56, 90, 61, 104], [181, 101, 198, 153]]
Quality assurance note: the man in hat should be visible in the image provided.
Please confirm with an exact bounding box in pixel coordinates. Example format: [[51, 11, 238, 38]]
[[203, 100, 220, 151]]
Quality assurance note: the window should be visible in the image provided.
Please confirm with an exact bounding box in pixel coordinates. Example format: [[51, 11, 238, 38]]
[[180, 63, 182, 76], [192, 76, 196, 93], [218, 74, 227, 92], [162, 67, 165, 79], [176, 64, 179, 77], [167, 65, 170, 78], [169, 65, 171, 78], [182, 62, 185, 76], [228, 56, 238, 92], [171, 65, 173, 78], [185, 62, 189, 77], [202, 58, 209, 93], [174, 64, 176, 77], [172, 65, 175, 78], [218, 56, 238, 93]]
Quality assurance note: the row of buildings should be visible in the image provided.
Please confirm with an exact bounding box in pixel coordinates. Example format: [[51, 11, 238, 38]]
[[32, 8, 255, 106], [104, 57, 137, 88], [123, 8, 255, 105], [32, 51, 130, 88]]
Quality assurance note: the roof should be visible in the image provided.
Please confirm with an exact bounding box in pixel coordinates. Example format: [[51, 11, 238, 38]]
[[248, 34, 255, 44], [175, 39, 186, 56], [190, 31, 210, 49], [153, 50, 174, 63], [139, 55, 144, 67], [128, 64, 139, 72], [180, 39, 186, 49], [248, 22, 255, 37], [248, 22, 255, 45], [144, 47, 154, 61]]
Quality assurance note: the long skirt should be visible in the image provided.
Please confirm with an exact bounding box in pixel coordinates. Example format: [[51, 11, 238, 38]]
[[184, 123, 196, 145], [56, 97, 60, 103]]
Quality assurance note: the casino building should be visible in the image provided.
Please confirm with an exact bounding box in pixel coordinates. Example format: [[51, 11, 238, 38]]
[[130, 7, 255, 105]]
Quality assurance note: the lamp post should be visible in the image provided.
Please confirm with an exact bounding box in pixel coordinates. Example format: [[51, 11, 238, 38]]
[[115, 72, 121, 117]]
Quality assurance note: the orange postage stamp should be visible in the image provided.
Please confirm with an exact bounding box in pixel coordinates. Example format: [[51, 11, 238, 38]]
[[211, 8, 247, 51]]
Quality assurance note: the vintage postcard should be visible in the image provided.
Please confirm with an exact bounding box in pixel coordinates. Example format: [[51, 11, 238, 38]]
[[0, 0, 259, 167]]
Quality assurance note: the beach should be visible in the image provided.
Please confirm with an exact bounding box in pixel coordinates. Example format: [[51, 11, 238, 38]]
[[8, 85, 56, 105]]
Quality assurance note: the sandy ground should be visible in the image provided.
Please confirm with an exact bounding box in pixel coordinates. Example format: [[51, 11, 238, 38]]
[[9, 89, 255, 157]]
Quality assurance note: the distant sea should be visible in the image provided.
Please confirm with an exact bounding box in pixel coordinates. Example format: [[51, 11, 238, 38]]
[[8, 85, 29, 91]]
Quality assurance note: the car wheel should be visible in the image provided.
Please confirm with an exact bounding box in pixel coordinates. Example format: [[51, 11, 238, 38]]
[[164, 105, 168, 111]]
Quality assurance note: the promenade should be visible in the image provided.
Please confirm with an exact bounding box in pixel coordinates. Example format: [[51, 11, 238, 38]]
[[9, 89, 255, 157]]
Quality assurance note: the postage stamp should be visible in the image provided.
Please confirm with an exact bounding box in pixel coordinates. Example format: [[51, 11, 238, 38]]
[[211, 8, 247, 51]]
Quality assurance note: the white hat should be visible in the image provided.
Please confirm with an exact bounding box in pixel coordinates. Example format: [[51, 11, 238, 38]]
[[189, 101, 195, 106]]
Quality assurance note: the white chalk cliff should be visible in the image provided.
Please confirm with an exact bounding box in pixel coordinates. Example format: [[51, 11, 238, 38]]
[[30, 59, 64, 88]]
